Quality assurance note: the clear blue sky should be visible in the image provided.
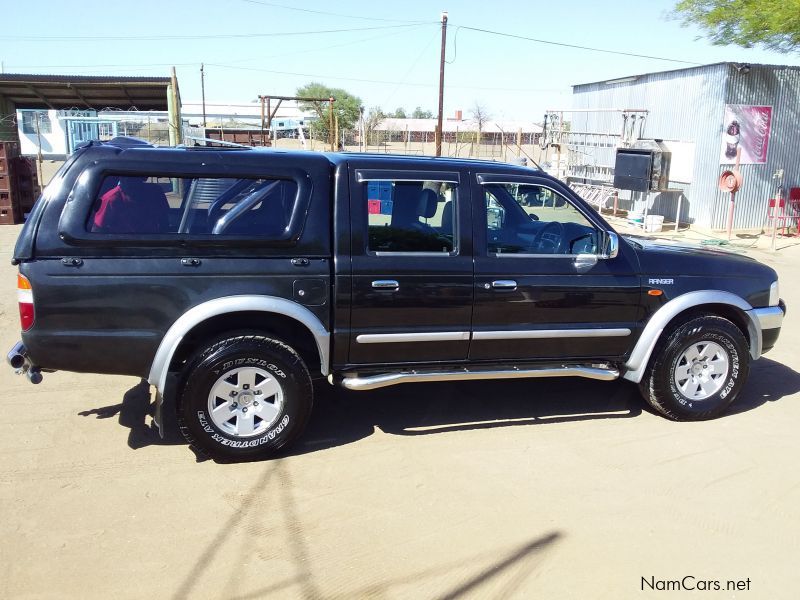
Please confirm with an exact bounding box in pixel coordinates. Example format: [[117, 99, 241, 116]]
[[2, 0, 799, 120]]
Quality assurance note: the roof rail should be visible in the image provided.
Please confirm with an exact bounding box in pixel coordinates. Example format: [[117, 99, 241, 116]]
[[183, 136, 253, 149], [105, 136, 154, 148]]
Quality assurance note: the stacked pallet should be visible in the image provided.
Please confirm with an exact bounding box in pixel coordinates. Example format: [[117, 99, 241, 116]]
[[0, 142, 40, 225]]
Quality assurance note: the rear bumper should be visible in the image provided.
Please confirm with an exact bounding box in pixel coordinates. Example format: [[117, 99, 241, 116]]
[[748, 299, 785, 356]]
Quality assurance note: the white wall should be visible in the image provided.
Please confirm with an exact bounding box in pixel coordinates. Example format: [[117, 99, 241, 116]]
[[16, 109, 96, 157]]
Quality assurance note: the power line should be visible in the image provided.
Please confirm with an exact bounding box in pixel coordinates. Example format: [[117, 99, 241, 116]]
[[205, 63, 567, 93], [0, 23, 424, 42], [2, 19, 702, 67], [5, 25, 431, 70], [238, 0, 431, 24], [223, 23, 432, 64], [455, 25, 702, 65], [4, 62, 199, 70], [381, 27, 441, 107]]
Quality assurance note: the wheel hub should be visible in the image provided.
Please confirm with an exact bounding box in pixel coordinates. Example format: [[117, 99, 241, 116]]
[[207, 366, 284, 438], [673, 341, 730, 401], [691, 361, 706, 376]]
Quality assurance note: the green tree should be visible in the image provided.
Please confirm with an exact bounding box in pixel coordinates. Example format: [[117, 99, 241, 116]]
[[673, 0, 800, 52], [412, 106, 434, 119], [392, 107, 407, 118], [296, 82, 362, 139]]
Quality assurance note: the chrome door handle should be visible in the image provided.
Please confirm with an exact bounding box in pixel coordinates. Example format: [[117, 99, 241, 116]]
[[573, 253, 598, 273], [491, 280, 517, 290], [372, 279, 399, 290]]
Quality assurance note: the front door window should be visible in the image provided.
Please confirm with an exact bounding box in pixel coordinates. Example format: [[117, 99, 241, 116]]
[[484, 183, 599, 256]]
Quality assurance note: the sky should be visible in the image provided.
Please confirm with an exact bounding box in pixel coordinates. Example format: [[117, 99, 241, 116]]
[[2, 0, 800, 122]]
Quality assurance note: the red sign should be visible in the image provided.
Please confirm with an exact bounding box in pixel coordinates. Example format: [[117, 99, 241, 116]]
[[720, 105, 772, 165]]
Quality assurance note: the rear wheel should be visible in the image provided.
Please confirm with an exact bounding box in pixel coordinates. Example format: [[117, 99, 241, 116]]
[[178, 335, 313, 461], [639, 315, 749, 421]]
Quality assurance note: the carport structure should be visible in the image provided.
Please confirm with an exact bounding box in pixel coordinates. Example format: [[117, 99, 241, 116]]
[[0, 73, 175, 142]]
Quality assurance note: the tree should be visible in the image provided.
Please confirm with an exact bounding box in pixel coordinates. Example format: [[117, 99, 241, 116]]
[[296, 82, 362, 140], [673, 0, 800, 52], [470, 102, 491, 145], [364, 106, 386, 145], [392, 107, 407, 119], [412, 106, 434, 119]]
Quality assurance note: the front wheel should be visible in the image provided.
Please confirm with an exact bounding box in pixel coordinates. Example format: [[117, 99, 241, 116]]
[[639, 315, 750, 421], [178, 335, 313, 461]]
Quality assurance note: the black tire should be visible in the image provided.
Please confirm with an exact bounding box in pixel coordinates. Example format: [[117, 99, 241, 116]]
[[178, 335, 313, 461], [639, 315, 750, 421]]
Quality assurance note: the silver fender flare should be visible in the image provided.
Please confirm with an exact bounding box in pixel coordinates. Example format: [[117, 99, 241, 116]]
[[623, 290, 758, 383], [147, 295, 330, 396]]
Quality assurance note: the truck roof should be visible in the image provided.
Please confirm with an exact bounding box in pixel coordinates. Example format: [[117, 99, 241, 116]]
[[89, 137, 542, 175]]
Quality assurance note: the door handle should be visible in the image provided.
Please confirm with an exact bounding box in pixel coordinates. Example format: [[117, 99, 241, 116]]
[[372, 279, 399, 290], [573, 253, 598, 273], [491, 280, 517, 290]]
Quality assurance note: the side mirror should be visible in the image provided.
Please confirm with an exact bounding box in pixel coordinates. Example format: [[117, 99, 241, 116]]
[[601, 231, 619, 259], [487, 206, 505, 229]]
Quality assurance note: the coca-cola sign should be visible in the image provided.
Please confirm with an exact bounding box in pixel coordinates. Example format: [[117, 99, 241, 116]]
[[720, 104, 772, 165]]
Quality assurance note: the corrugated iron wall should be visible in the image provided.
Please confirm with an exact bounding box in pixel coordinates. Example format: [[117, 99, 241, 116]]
[[722, 66, 800, 231], [571, 63, 800, 230]]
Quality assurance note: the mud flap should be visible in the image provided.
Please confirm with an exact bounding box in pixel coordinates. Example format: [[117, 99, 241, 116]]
[[152, 372, 179, 439], [151, 385, 164, 438]]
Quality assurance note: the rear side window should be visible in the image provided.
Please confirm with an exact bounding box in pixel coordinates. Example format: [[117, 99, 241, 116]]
[[88, 175, 298, 237], [366, 180, 456, 253]]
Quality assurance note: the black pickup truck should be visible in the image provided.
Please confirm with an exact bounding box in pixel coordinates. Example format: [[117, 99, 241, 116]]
[[7, 138, 785, 461]]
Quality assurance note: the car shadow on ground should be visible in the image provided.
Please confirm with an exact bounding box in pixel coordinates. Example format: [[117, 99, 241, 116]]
[[290, 377, 641, 457], [727, 356, 800, 414], [77, 379, 188, 450], [284, 356, 800, 457], [77, 357, 800, 458]]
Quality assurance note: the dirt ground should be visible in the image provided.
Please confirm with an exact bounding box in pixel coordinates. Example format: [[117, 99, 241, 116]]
[[0, 222, 799, 600]]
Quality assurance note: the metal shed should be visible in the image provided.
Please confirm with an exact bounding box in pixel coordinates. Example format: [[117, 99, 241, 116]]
[[568, 63, 800, 231], [0, 73, 174, 144]]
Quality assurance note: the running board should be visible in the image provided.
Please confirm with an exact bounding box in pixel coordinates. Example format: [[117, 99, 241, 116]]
[[339, 365, 619, 391]]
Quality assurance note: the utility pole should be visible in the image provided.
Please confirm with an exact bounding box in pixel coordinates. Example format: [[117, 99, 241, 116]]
[[259, 95, 266, 145], [168, 67, 182, 146], [359, 105, 364, 152], [266, 96, 272, 146], [200, 63, 207, 128], [435, 11, 448, 157], [328, 97, 335, 151]]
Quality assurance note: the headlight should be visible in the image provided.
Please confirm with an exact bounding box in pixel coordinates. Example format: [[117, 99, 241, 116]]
[[769, 280, 780, 306]]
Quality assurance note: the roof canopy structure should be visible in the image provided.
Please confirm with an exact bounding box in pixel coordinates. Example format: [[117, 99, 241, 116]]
[[0, 73, 171, 111]]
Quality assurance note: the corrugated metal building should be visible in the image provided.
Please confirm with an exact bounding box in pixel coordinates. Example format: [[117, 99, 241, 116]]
[[568, 62, 800, 230]]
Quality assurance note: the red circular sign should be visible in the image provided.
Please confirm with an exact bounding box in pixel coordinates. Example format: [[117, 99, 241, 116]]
[[718, 170, 742, 193]]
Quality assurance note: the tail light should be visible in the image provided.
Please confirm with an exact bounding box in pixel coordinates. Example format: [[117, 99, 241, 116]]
[[17, 273, 34, 331]]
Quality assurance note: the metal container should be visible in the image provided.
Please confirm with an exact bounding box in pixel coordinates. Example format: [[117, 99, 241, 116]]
[[614, 140, 671, 192], [571, 63, 800, 230]]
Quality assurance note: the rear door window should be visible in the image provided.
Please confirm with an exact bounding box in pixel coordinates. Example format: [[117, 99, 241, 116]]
[[87, 175, 298, 238], [366, 179, 457, 254]]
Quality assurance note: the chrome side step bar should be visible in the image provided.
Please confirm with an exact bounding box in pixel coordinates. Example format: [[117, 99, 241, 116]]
[[340, 365, 619, 391]]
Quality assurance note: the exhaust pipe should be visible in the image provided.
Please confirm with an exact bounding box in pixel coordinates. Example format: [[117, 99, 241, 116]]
[[7, 341, 28, 370], [27, 368, 42, 385], [6, 342, 43, 384], [8, 351, 26, 370]]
